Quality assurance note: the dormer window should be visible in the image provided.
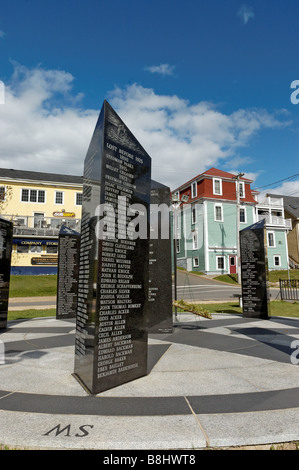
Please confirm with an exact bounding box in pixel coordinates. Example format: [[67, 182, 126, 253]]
[[213, 178, 222, 195], [239, 182, 245, 198], [191, 181, 197, 198]]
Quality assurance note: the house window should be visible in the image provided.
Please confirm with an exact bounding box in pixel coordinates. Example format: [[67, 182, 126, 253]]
[[216, 256, 225, 270], [21, 188, 45, 203], [0, 186, 6, 201], [213, 178, 222, 195], [76, 192, 83, 206], [214, 204, 223, 222], [15, 216, 27, 227], [29, 245, 42, 253], [193, 257, 199, 268], [21, 189, 29, 202], [191, 181, 197, 198], [30, 189, 37, 202], [38, 190, 45, 203], [176, 239, 180, 253], [274, 255, 281, 267], [16, 245, 29, 253], [46, 245, 58, 254], [239, 182, 245, 198], [192, 230, 198, 249], [240, 207, 246, 223], [191, 205, 196, 224], [55, 191, 64, 205], [268, 231, 275, 247]]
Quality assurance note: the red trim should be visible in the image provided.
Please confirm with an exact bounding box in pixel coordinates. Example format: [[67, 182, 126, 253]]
[[172, 168, 257, 205]]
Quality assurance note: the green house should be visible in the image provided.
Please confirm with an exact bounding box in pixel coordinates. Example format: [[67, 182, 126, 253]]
[[172, 168, 291, 274]]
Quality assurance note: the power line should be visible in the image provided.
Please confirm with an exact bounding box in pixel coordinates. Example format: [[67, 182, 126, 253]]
[[254, 174, 299, 190]]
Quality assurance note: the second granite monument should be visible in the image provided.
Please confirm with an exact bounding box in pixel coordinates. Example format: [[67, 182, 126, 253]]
[[56, 225, 80, 319], [0, 217, 13, 330], [148, 180, 173, 334], [240, 219, 270, 319]]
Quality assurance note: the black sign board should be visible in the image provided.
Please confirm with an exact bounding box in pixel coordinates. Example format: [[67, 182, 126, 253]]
[[74, 100, 151, 394], [148, 180, 173, 334], [56, 225, 80, 319], [240, 219, 270, 319], [0, 217, 13, 330]]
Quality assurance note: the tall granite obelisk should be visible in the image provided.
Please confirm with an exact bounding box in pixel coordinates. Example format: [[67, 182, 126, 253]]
[[74, 100, 151, 394]]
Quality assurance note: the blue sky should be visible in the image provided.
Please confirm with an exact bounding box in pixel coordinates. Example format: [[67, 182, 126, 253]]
[[0, 0, 298, 195]]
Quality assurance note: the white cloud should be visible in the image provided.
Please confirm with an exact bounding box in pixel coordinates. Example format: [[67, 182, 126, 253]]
[[0, 30, 5, 38], [237, 5, 255, 25], [144, 64, 175, 76], [258, 180, 299, 199], [109, 84, 289, 189], [0, 65, 290, 191], [0, 63, 98, 176]]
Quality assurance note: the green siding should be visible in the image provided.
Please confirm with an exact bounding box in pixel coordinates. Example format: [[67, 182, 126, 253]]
[[267, 229, 288, 270], [174, 200, 288, 274]]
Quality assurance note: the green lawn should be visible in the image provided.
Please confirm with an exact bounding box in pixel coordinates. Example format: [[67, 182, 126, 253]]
[[6, 274, 299, 320], [8, 308, 56, 321], [200, 301, 299, 317], [8, 301, 299, 322], [214, 269, 299, 285], [9, 275, 57, 297]]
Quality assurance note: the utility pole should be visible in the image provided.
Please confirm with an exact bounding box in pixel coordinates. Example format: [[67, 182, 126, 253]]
[[171, 194, 189, 321], [234, 172, 244, 284]]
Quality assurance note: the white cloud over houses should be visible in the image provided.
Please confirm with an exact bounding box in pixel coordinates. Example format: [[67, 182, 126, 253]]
[[257, 179, 299, 200], [0, 63, 292, 191]]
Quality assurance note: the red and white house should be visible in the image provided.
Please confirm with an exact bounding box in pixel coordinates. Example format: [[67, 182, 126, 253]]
[[172, 168, 290, 274]]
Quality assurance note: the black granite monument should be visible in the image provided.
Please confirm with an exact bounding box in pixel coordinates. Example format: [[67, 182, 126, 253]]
[[0, 217, 13, 330], [240, 219, 270, 319], [74, 100, 151, 394], [56, 225, 80, 319], [148, 180, 173, 334]]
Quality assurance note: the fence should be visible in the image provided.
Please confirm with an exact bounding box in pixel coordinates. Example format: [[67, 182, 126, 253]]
[[279, 279, 299, 301]]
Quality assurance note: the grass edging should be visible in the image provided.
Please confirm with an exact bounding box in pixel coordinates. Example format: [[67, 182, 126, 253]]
[[7, 300, 299, 322]]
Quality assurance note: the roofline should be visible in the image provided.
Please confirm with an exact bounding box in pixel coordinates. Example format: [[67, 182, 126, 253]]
[[0, 168, 83, 188], [178, 195, 258, 205], [172, 169, 253, 193], [0, 176, 83, 188]]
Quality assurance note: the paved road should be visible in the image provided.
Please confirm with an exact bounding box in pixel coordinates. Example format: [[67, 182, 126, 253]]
[[8, 271, 281, 310], [8, 296, 56, 311], [173, 270, 281, 302], [173, 270, 241, 302]]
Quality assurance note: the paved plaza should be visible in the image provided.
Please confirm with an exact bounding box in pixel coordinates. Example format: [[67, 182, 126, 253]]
[[0, 311, 299, 450]]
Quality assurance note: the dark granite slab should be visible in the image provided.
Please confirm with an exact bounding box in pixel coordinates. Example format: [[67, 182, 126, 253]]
[[56, 226, 80, 319], [0, 217, 13, 330], [74, 100, 151, 394], [240, 220, 270, 319]]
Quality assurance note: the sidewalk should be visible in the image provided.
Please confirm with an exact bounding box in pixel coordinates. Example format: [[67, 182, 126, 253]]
[[0, 312, 299, 449], [8, 296, 56, 311]]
